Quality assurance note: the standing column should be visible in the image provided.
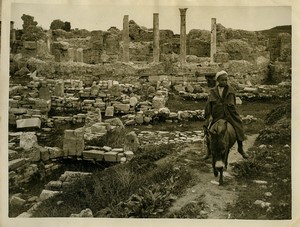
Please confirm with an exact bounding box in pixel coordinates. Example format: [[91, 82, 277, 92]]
[[10, 21, 16, 42], [153, 13, 160, 63], [179, 8, 188, 65], [123, 15, 129, 63], [210, 18, 217, 63]]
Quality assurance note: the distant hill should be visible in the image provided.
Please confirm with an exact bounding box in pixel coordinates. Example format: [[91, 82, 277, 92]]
[[258, 25, 291, 38]]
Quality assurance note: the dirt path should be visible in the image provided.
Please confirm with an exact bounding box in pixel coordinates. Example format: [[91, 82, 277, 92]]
[[168, 134, 258, 219]]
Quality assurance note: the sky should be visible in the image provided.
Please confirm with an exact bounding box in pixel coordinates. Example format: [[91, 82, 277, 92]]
[[9, 0, 291, 34]]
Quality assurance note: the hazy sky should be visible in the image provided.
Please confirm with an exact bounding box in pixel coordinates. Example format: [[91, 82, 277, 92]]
[[10, 1, 291, 34]]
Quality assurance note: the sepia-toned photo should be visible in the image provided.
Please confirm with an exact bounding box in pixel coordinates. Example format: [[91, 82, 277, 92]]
[[1, 0, 298, 227]]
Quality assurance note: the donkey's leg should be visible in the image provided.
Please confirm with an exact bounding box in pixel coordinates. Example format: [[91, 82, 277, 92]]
[[212, 156, 218, 177], [219, 168, 223, 185]]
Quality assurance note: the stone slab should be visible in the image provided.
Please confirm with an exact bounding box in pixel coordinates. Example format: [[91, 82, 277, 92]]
[[83, 150, 105, 160], [16, 118, 41, 129], [9, 158, 26, 171], [104, 151, 118, 162]]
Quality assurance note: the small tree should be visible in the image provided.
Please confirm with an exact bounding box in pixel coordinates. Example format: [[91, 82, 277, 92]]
[[64, 22, 71, 31], [50, 19, 65, 30]]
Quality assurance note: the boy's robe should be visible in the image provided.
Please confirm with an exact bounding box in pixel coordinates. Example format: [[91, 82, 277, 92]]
[[205, 85, 245, 141]]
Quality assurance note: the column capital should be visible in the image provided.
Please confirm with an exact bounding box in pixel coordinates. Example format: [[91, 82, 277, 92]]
[[179, 8, 188, 15]]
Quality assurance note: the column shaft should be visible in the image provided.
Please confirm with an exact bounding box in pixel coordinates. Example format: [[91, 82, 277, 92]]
[[179, 8, 188, 65], [210, 18, 217, 63], [123, 15, 129, 63], [153, 13, 160, 63]]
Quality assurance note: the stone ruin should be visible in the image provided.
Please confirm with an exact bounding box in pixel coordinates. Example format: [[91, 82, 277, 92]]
[[7, 9, 291, 216]]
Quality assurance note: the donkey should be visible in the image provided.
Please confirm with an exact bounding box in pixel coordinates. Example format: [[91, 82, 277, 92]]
[[207, 119, 237, 185]]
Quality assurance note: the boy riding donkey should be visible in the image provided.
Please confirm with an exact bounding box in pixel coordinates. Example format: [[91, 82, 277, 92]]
[[202, 70, 249, 160]]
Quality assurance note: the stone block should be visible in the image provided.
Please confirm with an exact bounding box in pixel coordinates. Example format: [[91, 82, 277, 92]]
[[129, 97, 138, 107], [40, 147, 50, 161], [9, 150, 18, 160], [76, 139, 85, 156], [54, 81, 64, 97], [64, 130, 74, 139], [48, 147, 63, 159], [19, 132, 37, 151], [29, 146, 41, 162], [114, 103, 130, 113], [105, 106, 114, 117], [83, 150, 105, 160], [91, 123, 108, 134], [152, 95, 166, 109], [117, 153, 125, 162], [10, 196, 26, 206], [63, 138, 77, 156], [134, 112, 143, 124], [39, 86, 51, 100], [17, 118, 41, 129], [124, 151, 134, 161], [112, 148, 123, 153], [104, 118, 124, 129], [9, 158, 26, 171], [70, 208, 93, 218], [45, 180, 63, 190], [102, 146, 112, 152], [39, 190, 61, 201], [104, 151, 118, 162]]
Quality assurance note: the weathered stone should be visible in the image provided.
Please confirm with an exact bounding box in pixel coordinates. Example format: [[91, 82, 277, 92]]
[[103, 146, 112, 152], [70, 208, 93, 218], [104, 151, 118, 162], [48, 147, 63, 159], [45, 181, 63, 190], [135, 112, 144, 124], [117, 153, 125, 162], [10, 195, 26, 207], [104, 118, 124, 129], [54, 81, 64, 97], [83, 150, 105, 160], [124, 151, 134, 161], [152, 94, 166, 109], [19, 132, 37, 150], [129, 96, 138, 107], [91, 123, 107, 134], [186, 84, 194, 93], [9, 158, 26, 171], [158, 107, 170, 116], [124, 119, 136, 126], [8, 150, 18, 160], [29, 145, 41, 162], [114, 103, 130, 113], [244, 87, 259, 93], [39, 189, 61, 201], [112, 148, 123, 153], [144, 116, 152, 123], [39, 84, 51, 100], [124, 131, 139, 152], [17, 118, 41, 129], [236, 97, 242, 105], [105, 106, 114, 117]]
